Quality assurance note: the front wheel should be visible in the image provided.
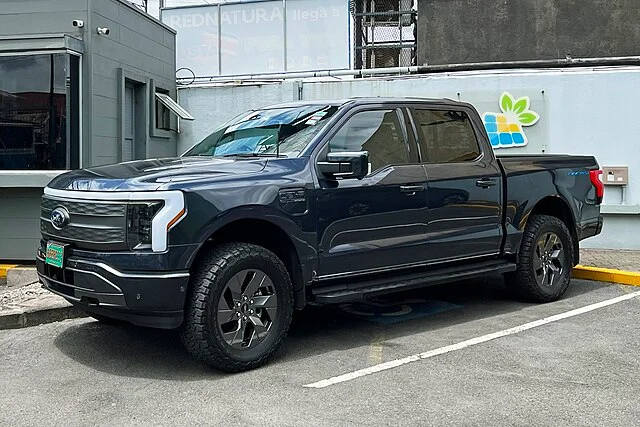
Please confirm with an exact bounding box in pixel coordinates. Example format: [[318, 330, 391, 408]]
[[507, 214, 574, 303], [180, 243, 293, 372]]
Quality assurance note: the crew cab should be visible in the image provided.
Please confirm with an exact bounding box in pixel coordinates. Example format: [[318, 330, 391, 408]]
[[37, 97, 604, 372]]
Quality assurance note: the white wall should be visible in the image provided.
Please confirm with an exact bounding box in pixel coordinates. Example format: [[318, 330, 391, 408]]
[[177, 66, 640, 249], [176, 81, 299, 154]]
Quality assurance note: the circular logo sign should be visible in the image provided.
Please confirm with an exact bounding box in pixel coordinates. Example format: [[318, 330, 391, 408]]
[[50, 207, 70, 230]]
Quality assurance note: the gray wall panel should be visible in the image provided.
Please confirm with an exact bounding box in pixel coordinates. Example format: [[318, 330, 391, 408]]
[[93, 74, 119, 99], [92, 137, 119, 157], [0, 0, 87, 14], [93, 94, 119, 119], [3, 219, 42, 239], [93, 118, 119, 139], [0, 189, 42, 260], [119, 26, 174, 65], [0, 239, 39, 261], [418, 0, 640, 66], [93, 156, 118, 166]]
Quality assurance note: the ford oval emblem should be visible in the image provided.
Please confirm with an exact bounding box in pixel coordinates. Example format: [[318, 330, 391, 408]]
[[50, 207, 70, 230]]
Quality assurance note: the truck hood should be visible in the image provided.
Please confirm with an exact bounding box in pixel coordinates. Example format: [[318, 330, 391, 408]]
[[47, 157, 268, 191]]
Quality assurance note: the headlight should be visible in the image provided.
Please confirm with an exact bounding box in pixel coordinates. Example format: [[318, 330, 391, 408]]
[[127, 202, 164, 250]]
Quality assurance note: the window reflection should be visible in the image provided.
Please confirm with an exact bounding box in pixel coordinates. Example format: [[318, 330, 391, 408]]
[[0, 53, 77, 170]]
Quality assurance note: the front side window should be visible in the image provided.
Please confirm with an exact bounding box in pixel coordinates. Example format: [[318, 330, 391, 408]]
[[411, 109, 481, 163], [328, 109, 409, 173], [0, 53, 79, 170]]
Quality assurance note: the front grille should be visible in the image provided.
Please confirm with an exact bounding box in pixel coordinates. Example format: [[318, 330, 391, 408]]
[[40, 195, 128, 250], [41, 198, 125, 216], [40, 221, 125, 242]]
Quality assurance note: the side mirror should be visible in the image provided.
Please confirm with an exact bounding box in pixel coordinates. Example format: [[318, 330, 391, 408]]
[[318, 151, 369, 180]]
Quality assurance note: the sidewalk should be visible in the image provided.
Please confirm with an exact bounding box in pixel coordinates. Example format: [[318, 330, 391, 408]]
[[0, 281, 84, 329], [579, 249, 640, 272]]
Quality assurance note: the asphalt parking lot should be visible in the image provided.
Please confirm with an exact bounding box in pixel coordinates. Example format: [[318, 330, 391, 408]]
[[1, 277, 639, 426]]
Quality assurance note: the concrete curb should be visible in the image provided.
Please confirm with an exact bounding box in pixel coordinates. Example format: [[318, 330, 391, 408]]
[[0, 299, 87, 330], [0, 264, 18, 279], [6, 267, 38, 288], [573, 266, 640, 287]]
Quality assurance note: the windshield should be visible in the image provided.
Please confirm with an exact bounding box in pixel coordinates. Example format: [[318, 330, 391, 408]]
[[183, 105, 339, 158]]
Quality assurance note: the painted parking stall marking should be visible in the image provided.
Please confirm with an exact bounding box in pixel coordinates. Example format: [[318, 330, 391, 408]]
[[303, 289, 640, 389]]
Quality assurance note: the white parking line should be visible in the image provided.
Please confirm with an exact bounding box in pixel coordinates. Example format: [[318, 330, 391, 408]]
[[304, 289, 640, 389]]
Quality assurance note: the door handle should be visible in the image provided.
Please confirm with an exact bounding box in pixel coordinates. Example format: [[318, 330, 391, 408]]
[[400, 185, 425, 194], [476, 178, 497, 188]]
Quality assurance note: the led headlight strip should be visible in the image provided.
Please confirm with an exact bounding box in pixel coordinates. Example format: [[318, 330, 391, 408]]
[[43, 187, 186, 252]]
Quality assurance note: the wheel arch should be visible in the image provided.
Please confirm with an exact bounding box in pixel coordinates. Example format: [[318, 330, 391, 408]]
[[188, 210, 311, 309], [526, 196, 579, 265]]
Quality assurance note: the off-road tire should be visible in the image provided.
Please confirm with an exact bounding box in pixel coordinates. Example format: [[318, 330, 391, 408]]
[[180, 243, 293, 372], [507, 214, 574, 303]]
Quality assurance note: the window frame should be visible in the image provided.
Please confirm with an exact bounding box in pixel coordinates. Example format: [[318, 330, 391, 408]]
[[149, 79, 173, 139], [314, 104, 419, 178], [155, 90, 172, 132], [406, 106, 485, 165]]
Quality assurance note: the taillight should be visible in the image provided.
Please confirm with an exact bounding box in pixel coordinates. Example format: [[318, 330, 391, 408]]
[[589, 170, 604, 204]]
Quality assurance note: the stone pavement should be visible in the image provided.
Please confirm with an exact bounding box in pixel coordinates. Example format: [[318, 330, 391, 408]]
[[580, 249, 640, 272]]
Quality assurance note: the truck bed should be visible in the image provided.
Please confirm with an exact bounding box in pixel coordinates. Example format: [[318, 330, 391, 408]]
[[497, 154, 599, 171]]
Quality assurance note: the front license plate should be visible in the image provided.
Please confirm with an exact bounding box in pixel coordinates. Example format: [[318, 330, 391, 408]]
[[45, 242, 65, 268]]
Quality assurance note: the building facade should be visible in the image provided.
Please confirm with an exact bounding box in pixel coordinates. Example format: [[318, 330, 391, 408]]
[[417, 0, 640, 66], [0, 0, 181, 260]]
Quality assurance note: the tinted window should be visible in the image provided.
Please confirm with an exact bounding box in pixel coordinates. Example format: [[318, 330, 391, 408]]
[[0, 53, 79, 170], [328, 109, 409, 173], [411, 109, 480, 163]]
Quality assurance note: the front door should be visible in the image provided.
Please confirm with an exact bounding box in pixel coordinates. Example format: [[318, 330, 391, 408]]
[[316, 107, 429, 279], [408, 107, 503, 263]]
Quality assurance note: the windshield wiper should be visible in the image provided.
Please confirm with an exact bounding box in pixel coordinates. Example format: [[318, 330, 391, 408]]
[[222, 152, 286, 158]]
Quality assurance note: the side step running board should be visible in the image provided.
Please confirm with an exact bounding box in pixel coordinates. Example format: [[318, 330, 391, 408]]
[[311, 260, 517, 304]]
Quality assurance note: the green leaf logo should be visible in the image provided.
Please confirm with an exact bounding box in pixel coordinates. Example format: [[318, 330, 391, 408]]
[[513, 97, 529, 114], [483, 92, 541, 149], [518, 112, 539, 125], [500, 93, 514, 113]]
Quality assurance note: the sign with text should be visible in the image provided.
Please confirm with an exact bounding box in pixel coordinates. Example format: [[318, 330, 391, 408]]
[[161, 0, 351, 78]]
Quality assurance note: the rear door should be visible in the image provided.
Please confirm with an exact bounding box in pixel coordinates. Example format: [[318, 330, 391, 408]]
[[315, 106, 429, 279], [407, 106, 503, 263]]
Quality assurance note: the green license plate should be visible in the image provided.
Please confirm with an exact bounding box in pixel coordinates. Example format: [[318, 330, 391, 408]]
[[45, 242, 65, 268]]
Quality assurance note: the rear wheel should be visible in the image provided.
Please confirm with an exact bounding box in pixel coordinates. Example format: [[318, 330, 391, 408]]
[[180, 243, 293, 372], [507, 214, 573, 302]]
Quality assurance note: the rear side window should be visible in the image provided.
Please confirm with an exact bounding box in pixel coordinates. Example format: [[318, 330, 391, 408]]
[[328, 109, 409, 173], [411, 109, 481, 163]]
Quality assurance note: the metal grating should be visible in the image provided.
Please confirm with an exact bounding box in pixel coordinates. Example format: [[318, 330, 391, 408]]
[[352, 0, 418, 70]]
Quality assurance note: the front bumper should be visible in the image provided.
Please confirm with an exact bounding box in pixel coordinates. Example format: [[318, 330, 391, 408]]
[[36, 253, 189, 329]]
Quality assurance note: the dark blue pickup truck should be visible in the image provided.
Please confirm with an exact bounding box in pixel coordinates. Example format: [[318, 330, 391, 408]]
[[37, 97, 604, 372]]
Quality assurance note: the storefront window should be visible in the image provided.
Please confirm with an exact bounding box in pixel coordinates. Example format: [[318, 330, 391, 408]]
[[0, 53, 79, 170]]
